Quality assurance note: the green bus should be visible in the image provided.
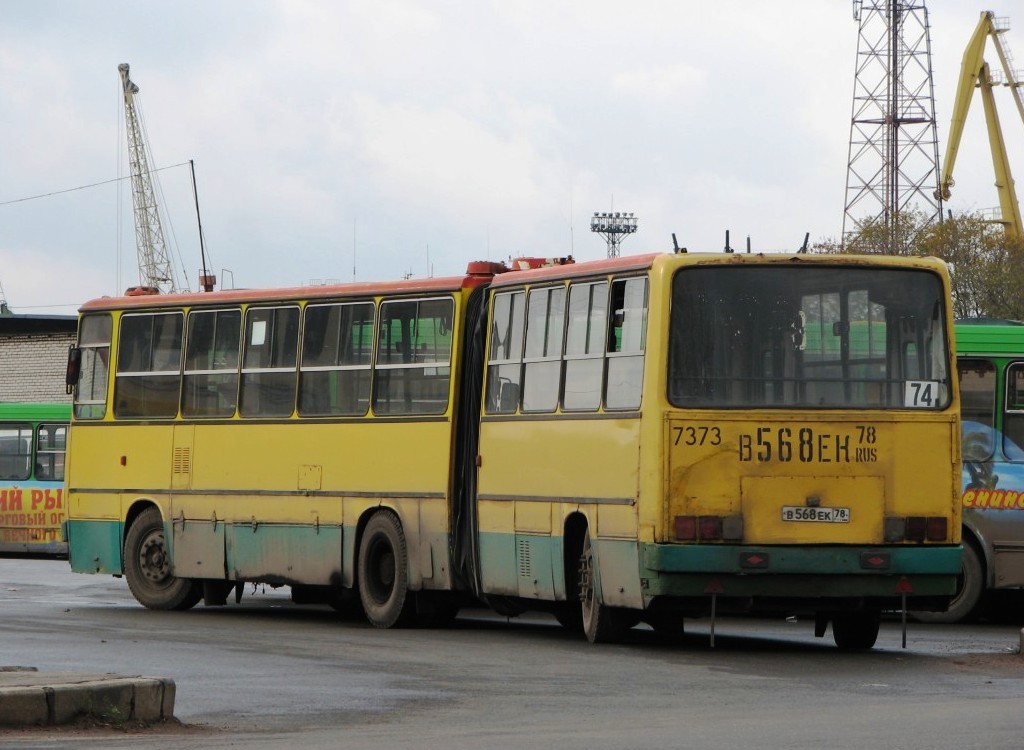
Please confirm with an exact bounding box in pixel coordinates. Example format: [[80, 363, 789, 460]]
[[0, 403, 70, 556], [918, 320, 1024, 621]]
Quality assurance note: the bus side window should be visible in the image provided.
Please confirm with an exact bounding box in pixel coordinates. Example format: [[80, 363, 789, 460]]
[[115, 313, 184, 419], [35, 423, 68, 482], [0, 423, 32, 481], [299, 302, 374, 417], [372, 297, 453, 416], [74, 314, 113, 420], [240, 306, 300, 418], [605, 277, 647, 410], [521, 286, 565, 413], [1003, 363, 1024, 461], [485, 291, 526, 414], [959, 359, 996, 462], [562, 281, 607, 412], [182, 308, 242, 418]]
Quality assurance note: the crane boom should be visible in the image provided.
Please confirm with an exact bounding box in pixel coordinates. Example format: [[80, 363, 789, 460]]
[[119, 63, 179, 293], [935, 12, 1023, 239]]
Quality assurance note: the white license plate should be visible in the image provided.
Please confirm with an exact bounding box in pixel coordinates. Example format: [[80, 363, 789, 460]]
[[781, 506, 850, 523]]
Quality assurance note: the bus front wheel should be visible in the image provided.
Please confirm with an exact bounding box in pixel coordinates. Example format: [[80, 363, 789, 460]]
[[123, 507, 201, 611], [357, 511, 415, 628]]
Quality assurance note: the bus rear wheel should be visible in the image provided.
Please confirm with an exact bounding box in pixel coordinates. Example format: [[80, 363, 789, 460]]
[[580, 529, 632, 644], [831, 610, 880, 650], [123, 507, 201, 611], [358, 511, 415, 628]]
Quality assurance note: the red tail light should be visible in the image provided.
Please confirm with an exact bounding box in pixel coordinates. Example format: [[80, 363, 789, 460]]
[[925, 516, 948, 541], [673, 514, 742, 542], [887, 515, 949, 542], [699, 516, 723, 541], [905, 516, 927, 542], [673, 515, 697, 540]]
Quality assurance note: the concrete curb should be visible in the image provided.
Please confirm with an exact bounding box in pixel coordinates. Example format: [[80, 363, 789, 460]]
[[0, 667, 175, 727]]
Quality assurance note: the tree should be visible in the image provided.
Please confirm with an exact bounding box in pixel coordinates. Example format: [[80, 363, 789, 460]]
[[813, 210, 1024, 320]]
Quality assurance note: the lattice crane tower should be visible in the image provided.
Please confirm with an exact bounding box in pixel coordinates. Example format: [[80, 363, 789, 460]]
[[842, 0, 943, 251], [119, 63, 179, 293]]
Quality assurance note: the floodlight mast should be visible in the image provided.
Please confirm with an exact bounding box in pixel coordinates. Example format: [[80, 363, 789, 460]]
[[119, 63, 179, 294], [590, 212, 638, 258]]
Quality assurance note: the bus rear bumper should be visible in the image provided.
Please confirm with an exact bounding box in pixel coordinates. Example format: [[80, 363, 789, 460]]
[[640, 543, 962, 602]]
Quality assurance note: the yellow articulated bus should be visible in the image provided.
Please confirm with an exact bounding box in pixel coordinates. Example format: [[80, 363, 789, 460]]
[[64, 252, 962, 649]]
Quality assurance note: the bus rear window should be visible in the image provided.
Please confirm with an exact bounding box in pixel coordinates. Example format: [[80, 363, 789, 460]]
[[667, 266, 951, 409]]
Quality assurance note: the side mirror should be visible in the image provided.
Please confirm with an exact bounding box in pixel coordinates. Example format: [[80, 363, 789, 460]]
[[65, 346, 82, 395]]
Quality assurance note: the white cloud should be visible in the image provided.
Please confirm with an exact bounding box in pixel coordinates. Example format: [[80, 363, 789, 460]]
[[611, 65, 706, 100]]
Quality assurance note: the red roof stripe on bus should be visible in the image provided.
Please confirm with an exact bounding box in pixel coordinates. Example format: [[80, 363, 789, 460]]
[[78, 273, 489, 311], [488, 253, 660, 287]]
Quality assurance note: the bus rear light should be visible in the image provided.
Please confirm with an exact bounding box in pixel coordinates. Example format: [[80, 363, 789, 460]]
[[905, 516, 927, 542], [925, 517, 948, 541], [699, 516, 723, 540], [887, 516, 947, 542], [884, 516, 906, 542], [722, 515, 744, 541], [673, 516, 697, 540], [673, 515, 743, 542]]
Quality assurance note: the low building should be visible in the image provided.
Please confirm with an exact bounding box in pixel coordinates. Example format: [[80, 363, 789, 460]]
[[0, 307, 77, 403]]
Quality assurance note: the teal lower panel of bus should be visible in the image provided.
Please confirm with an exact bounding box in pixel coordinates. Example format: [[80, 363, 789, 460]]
[[66, 519, 123, 575], [478, 531, 566, 600], [642, 543, 962, 598], [225, 524, 343, 586]]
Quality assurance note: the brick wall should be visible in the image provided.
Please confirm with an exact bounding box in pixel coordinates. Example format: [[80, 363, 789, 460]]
[[0, 333, 75, 403]]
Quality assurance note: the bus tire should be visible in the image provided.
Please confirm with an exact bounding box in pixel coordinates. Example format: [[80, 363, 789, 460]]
[[912, 540, 984, 624], [580, 528, 631, 644], [123, 507, 201, 611], [357, 511, 415, 628], [645, 612, 686, 638], [831, 610, 880, 650], [554, 606, 584, 633]]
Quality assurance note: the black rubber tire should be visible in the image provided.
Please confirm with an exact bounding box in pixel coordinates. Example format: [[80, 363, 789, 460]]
[[554, 606, 584, 633], [328, 591, 367, 621], [123, 507, 201, 611], [645, 612, 686, 637], [357, 511, 415, 628], [832, 610, 881, 650], [912, 540, 985, 624], [417, 600, 461, 628], [580, 528, 632, 643]]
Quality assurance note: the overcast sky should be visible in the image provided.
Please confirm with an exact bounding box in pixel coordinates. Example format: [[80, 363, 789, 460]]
[[0, 0, 1019, 314]]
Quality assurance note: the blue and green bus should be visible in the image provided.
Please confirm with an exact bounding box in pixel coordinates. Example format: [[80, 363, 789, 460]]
[[916, 320, 1024, 622], [0, 403, 70, 556]]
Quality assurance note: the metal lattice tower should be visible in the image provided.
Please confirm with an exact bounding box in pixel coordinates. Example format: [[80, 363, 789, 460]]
[[590, 212, 638, 258], [842, 0, 943, 250], [119, 63, 179, 293]]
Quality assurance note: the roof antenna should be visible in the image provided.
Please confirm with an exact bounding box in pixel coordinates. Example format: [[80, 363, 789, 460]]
[[191, 160, 216, 292], [672, 233, 687, 254]]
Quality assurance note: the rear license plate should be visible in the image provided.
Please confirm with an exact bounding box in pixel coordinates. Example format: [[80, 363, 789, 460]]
[[781, 506, 850, 523]]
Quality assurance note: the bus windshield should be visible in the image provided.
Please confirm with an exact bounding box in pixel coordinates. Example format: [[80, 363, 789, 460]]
[[668, 265, 950, 409]]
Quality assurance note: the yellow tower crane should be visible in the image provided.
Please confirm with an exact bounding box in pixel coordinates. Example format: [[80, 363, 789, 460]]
[[936, 10, 1024, 239]]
